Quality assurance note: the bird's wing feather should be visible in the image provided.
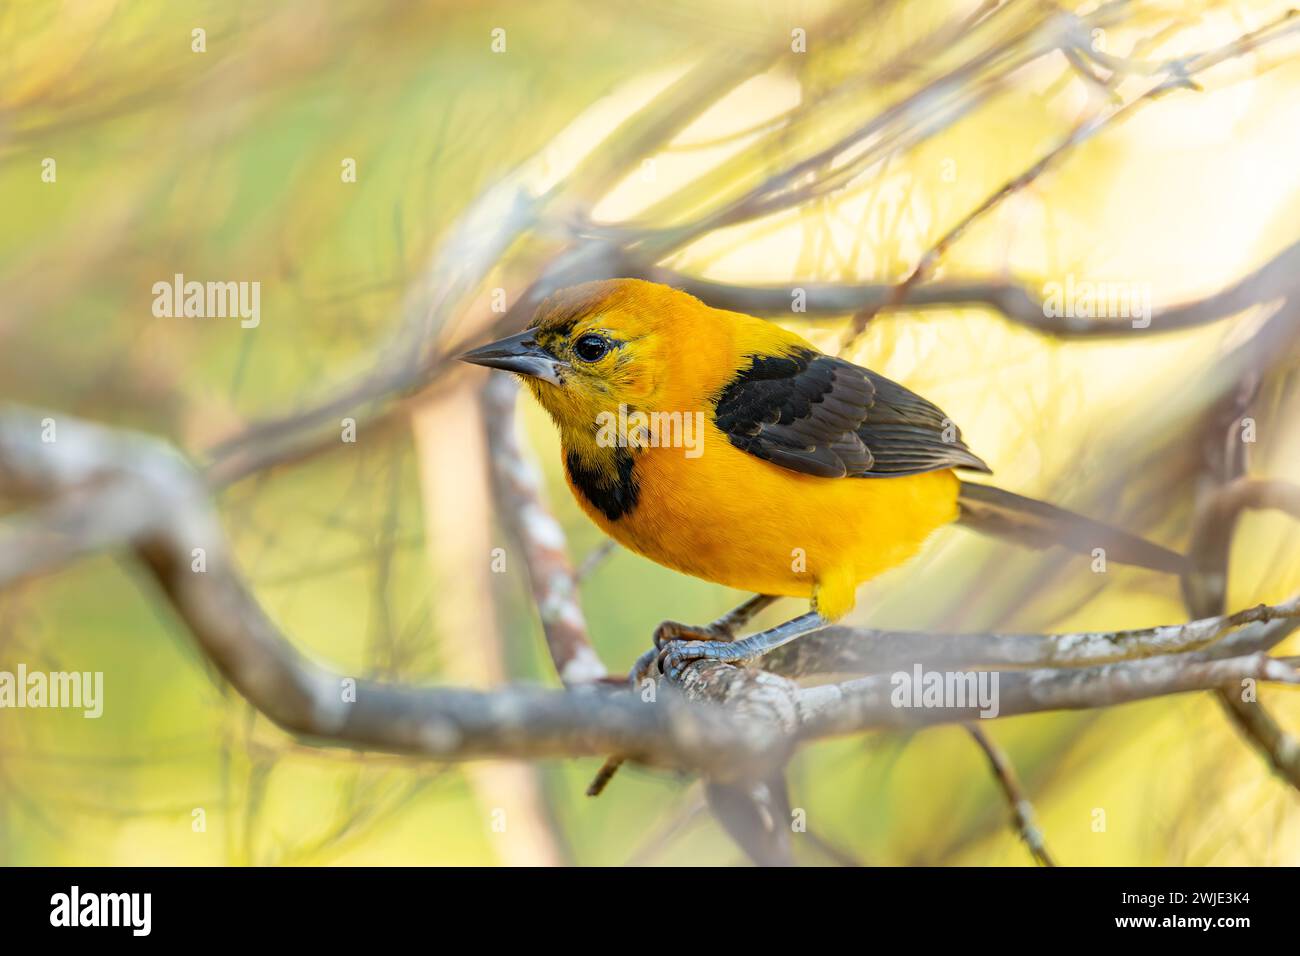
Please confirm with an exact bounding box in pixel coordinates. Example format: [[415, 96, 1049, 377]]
[[712, 348, 991, 478]]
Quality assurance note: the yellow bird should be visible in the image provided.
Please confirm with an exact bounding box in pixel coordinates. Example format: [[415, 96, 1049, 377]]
[[461, 279, 1184, 678]]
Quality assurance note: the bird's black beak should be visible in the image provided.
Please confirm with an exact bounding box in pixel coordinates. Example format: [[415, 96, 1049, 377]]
[[458, 330, 568, 385]]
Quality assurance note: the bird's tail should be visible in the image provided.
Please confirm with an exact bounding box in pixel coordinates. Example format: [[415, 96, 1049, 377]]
[[956, 482, 1188, 575]]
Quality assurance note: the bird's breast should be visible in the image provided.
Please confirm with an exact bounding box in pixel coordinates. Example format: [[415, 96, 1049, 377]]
[[561, 421, 961, 600]]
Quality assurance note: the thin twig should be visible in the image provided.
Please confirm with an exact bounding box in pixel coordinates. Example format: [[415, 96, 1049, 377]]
[[965, 725, 1056, 867], [575, 539, 618, 583], [838, 8, 1300, 351]]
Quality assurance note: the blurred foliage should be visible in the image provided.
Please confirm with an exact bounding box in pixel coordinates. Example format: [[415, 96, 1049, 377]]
[[3, 0, 1300, 865]]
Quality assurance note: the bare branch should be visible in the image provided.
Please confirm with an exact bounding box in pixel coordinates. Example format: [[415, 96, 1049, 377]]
[[797, 653, 1300, 740], [575, 539, 618, 583], [481, 375, 606, 685], [4, 406, 1300, 801], [0, 407, 785, 778], [645, 236, 1300, 340], [966, 725, 1056, 867], [768, 594, 1300, 677]]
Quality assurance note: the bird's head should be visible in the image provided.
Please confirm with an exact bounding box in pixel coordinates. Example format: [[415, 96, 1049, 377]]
[[459, 279, 727, 437]]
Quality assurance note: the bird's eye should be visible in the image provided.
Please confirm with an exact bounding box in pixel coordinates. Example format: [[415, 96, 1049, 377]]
[[573, 333, 611, 363]]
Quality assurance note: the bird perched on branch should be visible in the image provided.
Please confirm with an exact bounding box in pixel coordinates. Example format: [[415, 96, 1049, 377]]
[[461, 279, 1186, 679]]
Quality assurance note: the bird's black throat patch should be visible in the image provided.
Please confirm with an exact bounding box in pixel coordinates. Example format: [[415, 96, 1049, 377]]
[[565, 447, 640, 522]]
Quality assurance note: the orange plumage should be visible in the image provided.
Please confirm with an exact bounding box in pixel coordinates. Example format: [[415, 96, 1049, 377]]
[[468, 278, 981, 622]]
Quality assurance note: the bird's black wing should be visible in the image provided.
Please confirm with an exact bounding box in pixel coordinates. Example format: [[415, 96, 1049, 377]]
[[712, 348, 990, 479]]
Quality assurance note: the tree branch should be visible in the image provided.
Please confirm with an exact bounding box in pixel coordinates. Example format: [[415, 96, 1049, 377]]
[[481, 374, 606, 685], [0, 407, 786, 779], [796, 652, 1299, 739], [767, 594, 1300, 677], [643, 235, 1300, 340], [11, 407, 1297, 792]]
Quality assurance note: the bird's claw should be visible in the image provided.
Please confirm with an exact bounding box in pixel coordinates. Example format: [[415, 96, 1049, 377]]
[[653, 619, 731, 649], [631, 618, 744, 685], [656, 638, 749, 680]]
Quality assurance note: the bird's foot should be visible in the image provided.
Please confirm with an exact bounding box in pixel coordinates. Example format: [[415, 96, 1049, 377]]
[[628, 619, 738, 686], [657, 637, 757, 680], [631, 611, 829, 684]]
